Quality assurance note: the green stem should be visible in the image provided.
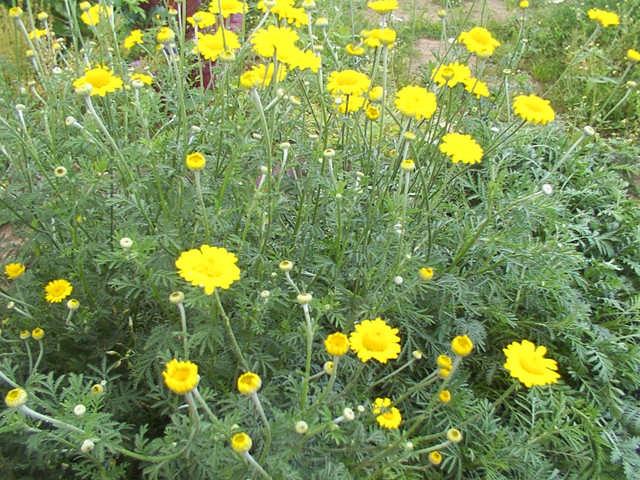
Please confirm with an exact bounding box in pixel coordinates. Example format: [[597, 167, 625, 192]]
[[214, 291, 249, 370]]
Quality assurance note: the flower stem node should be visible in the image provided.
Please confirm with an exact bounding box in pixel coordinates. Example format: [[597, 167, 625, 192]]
[[295, 420, 309, 434], [169, 291, 185, 304], [297, 293, 313, 304], [5, 388, 28, 408]]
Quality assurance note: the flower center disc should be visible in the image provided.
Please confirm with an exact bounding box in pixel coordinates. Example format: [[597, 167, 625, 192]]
[[519, 355, 545, 375], [362, 330, 387, 351]]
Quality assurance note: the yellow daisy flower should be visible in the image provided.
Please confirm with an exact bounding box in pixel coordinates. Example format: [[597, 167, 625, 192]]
[[457, 27, 501, 57], [327, 70, 371, 96], [512, 94, 555, 125], [627, 49, 640, 62], [349, 317, 401, 364], [44, 279, 73, 303], [431, 62, 471, 88], [162, 359, 199, 394], [587, 8, 619, 28], [4, 262, 26, 280], [324, 332, 350, 356], [463, 77, 490, 98], [367, 0, 398, 14], [187, 11, 217, 28], [80, 4, 112, 26], [237, 372, 262, 395], [372, 397, 402, 429], [175, 245, 241, 294], [195, 29, 240, 62], [439, 133, 483, 165], [73, 67, 123, 97], [395, 85, 437, 121], [124, 29, 143, 50], [361, 28, 396, 48], [503, 340, 560, 387], [130, 73, 153, 85]]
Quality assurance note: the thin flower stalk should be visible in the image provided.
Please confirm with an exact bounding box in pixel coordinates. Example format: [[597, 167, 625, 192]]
[[214, 291, 249, 371]]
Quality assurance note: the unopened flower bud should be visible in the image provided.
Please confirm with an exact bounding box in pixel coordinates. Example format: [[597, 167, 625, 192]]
[[169, 291, 185, 304], [67, 299, 80, 311], [297, 292, 313, 304], [73, 404, 87, 416], [295, 420, 309, 434], [80, 439, 95, 453], [323, 361, 334, 374], [279, 260, 293, 272], [583, 126, 595, 136], [343, 407, 355, 421]]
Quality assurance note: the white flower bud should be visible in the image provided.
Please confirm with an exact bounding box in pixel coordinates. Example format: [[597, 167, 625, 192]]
[[343, 408, 355, 421], [80, 439, 95, 453], [259, 290, 270, 299], [412, 350, 423, 360], [295, 420, 309, 434], [356, 405, 365, 413], [297, 292, 313, 304], [15, 104, 26, 112], [52, 67, 63, 75], [119, 237, 133, 249], [73, 404, 87, 416], [583, 126, 595, 137], [405, 441, 414, 451], [541, 183, 553, 195], [393, 275, 404, 285], [65, 116, 77, 127]]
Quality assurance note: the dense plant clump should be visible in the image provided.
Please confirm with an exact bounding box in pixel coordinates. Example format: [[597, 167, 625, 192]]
[[0, 0, 639, 479]]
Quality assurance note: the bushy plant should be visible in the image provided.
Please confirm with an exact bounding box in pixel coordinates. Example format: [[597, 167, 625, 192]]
[[1, 0, 639, 479]]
